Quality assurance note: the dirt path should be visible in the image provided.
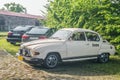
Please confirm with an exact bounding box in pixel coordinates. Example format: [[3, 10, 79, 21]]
[[0, 50, 77, 80]]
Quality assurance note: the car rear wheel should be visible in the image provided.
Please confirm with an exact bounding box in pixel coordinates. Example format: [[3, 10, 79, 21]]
[[44, 53, 59, 69], [98, 53, 109, 63]]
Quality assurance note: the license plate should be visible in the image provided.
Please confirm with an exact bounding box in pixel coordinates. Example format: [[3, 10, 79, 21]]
[[30, 37, 38, 39], [18, 55, 23, 61]]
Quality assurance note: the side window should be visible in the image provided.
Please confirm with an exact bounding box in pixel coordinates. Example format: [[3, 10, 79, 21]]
[[45, 29, 51, 37], [46, 28, 56, 37], [72, 32, 85, 41], [86, 32, 100, 41]]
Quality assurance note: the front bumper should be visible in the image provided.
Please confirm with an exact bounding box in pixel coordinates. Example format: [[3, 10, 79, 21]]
[[16, 52, 43, 65], [7, 38, 21, 43], [23, 56, 44, 65], [22, 38, 34, 43]]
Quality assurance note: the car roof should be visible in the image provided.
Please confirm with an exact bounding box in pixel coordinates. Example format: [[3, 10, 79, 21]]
[[61, 28, 97, 33], [32, 26, 49, 29], [24, 25, 34, 27]]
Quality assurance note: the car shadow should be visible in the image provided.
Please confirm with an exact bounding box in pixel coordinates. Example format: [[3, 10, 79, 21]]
[[32, 56, 120, 77]]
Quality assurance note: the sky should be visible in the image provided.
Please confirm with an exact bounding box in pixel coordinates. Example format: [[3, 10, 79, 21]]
[[0, 0, 49, 16]]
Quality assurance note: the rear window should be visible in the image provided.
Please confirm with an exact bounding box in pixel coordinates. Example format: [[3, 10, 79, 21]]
[[27, 28, 49, 34], [13, 26, 31, 31]]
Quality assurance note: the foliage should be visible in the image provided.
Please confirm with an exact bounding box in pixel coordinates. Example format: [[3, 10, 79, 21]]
[[2, 2, 26, 13], [45, 0, 99, 28], [45, 0, 120, 51]]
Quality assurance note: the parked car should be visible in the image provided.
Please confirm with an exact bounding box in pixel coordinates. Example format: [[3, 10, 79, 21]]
[[22, 27, 56, 43], [7, 25, 33, 45], [17, 28, 115, 69]]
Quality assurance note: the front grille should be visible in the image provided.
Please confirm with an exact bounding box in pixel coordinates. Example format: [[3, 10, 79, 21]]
[[20, 48, 31, 57]]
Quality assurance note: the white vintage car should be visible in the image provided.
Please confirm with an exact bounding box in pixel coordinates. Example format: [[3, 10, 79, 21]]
[[17, 28, 115, 68]]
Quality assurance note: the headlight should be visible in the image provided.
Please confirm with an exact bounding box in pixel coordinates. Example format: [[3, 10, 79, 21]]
[[20, 44, 25, 49]]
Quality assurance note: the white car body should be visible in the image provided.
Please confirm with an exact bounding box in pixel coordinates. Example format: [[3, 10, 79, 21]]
[[18, 28, 115, 68]]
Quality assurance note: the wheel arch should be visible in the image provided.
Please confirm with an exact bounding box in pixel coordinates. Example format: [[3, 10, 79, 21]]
[[100, 52, 110, 56]]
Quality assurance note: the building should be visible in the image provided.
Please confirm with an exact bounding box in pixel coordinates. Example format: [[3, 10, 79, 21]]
[[0, 10, 44, 31]]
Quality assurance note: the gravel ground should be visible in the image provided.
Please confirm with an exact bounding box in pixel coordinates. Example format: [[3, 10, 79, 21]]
[[0, 50, 77, 80], [0, 50, 119, 80]]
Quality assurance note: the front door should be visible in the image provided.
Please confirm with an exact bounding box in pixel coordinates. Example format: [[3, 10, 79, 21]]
[[66, 31, 87, 58]]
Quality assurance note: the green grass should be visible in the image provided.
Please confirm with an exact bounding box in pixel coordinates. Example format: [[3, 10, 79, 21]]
[[0, 32, 7, 38], [0, 32, 19, 55], [0, 38, 19, 55]]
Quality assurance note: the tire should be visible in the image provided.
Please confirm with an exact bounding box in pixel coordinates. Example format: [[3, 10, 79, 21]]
[[10, 42, 16, 45], [44, 53, 59, 69], [98, 53, 109, 63]]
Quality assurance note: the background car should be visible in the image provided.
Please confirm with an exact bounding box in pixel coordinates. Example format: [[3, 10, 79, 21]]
[[22, 27, 56, 43], [7, 25, 34, 45]]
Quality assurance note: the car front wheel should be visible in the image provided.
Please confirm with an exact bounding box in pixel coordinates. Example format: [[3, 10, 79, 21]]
[[44, 54, 59, 69], [98, 53, 109, 63]]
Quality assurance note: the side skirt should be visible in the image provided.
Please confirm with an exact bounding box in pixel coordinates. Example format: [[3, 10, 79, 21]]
[[62, 55, 98, 62]]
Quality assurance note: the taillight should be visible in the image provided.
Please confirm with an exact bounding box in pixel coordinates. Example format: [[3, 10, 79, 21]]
[[8, 31, 13, 36], [22, 34, 29, 39], [39, 36, 47, 39]]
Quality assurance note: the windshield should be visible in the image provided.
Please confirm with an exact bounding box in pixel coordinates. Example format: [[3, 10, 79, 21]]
[[27, 28, 49, 34], [51, 30, 72, 40], [13, 26, 31, 31]]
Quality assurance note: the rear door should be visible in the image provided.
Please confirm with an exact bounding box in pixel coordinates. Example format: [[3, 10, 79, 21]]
[[85, 32, 101, 55]]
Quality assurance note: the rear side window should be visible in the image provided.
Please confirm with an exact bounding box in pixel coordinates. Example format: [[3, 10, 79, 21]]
[[27, 28, 49, 34], [45, 28, 55, 37], [72, 32, 86, 41], [85, 32, 100, 41]]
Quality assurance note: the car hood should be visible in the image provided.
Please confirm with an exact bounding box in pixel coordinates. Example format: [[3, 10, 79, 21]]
[[21, 39, 65, 48]]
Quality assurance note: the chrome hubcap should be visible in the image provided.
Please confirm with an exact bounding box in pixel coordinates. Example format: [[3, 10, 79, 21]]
[[46, 55, 58, 67], [100, 54, 109, 63]]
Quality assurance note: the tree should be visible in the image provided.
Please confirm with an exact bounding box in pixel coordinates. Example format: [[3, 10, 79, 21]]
[[45, 0, 100, 28], [87, 0, 120, 51], [45, 0, 120, 51], [2, 2, 27, 13]]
